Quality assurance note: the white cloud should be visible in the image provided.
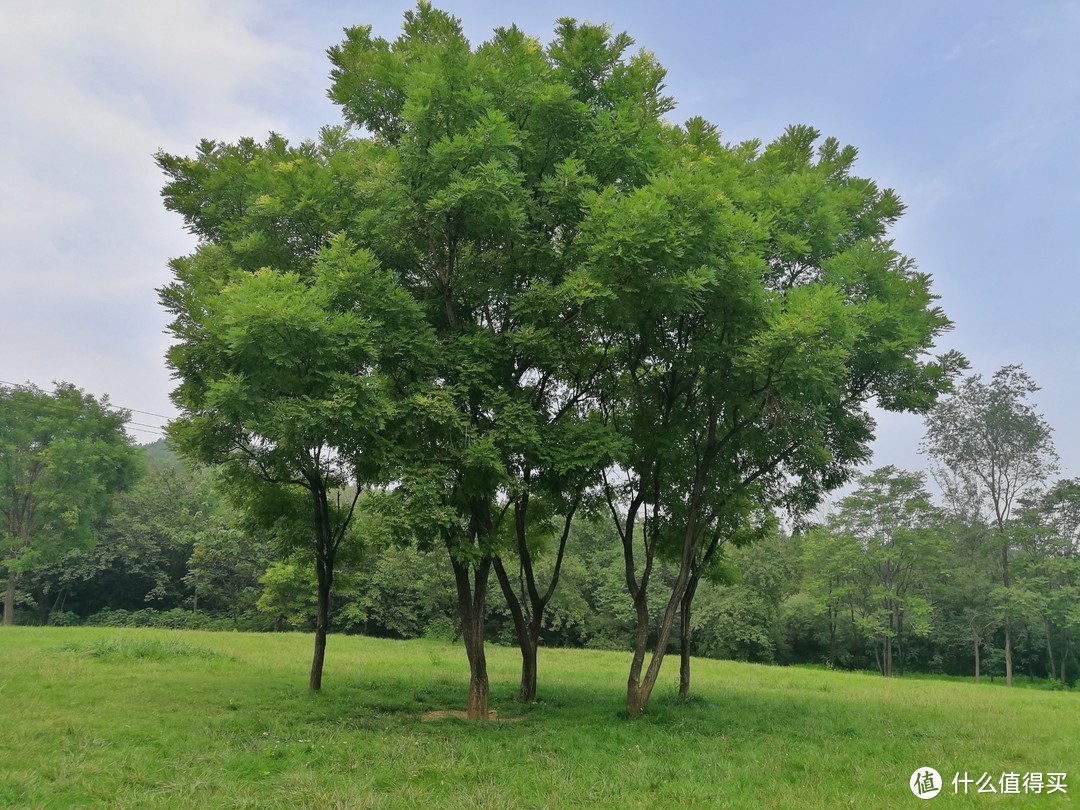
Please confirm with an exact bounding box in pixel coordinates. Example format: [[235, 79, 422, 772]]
[[0, 0, 319, 421]]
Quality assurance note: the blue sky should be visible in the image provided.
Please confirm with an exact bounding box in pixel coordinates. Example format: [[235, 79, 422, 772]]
[[2, 0, 1077, 490]]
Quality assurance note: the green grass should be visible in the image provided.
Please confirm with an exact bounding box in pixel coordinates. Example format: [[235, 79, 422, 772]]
[[1, 627, 1076, 808]]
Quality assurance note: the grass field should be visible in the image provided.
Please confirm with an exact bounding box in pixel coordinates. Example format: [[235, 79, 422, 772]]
[[1, 627, 1076, 808]]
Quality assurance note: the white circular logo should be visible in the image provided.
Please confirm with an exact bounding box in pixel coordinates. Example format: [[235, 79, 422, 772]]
[[910, 767, 943, 799]]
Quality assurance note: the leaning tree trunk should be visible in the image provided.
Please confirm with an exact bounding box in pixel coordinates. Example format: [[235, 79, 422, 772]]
[[626, 588, 654, 717], [452, 556, 492, 720], [493, 557, 539, 702], [622, 474, 711, 717], [627, 562, 693, 717]]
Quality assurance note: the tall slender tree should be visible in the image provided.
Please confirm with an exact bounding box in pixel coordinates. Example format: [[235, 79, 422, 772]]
[[923, 365, 1058, 686]]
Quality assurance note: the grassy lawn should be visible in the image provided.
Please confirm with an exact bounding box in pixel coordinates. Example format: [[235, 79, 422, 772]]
[[1, 627, 1076, 808]]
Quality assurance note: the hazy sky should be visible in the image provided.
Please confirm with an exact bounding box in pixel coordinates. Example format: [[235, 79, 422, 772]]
[[2, 0, 1077, 485]]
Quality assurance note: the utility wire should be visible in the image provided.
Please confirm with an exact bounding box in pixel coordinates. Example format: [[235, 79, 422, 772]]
[[0, 378, 174, 437], [126, 425, 169, 437]]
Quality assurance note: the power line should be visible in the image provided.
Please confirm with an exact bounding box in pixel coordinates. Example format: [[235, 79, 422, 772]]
[[0, 378, 175, 429], [126, 425, 168, 438]]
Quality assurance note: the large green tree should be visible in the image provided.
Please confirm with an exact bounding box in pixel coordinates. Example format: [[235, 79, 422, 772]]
[[158, 127, 433, 690], [325, 5, 667, 715], [923, 365, 1058, 686], [583, 122, 962, 714], [0, 383, 140, 625]]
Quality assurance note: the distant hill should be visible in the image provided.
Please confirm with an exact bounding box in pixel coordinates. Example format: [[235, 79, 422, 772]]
[[138, 438, 181, 468]]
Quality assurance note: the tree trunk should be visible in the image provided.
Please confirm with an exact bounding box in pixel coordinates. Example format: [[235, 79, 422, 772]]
[[895, 606, 906, 676], [622, 485, 709, 716], [827, 597, 838, 667], [466, 653, 489, 720], [1004, 615, 1014, 687], [3, 572, 15, 626], [614, 461, 718, 718], [307, 483, 344, 694], [1045, 621, 1057, 681], [519, 633, 538, 704], [627, 680, 650, 717], [627, 572, 690, 716], [626, 589, 654, 717], [973, 635, 981, 683], [309, 557, 332, 692], [1001, 536, 1014, 687], [492, 498, 577, 704], [492, 556, 539, 703], [462, 615, 490, 720], [453, 556, 491, 720], [678, 576, 699, 698]]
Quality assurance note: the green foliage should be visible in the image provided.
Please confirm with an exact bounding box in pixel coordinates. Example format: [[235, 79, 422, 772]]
[[691, 534, 800, 664], [925, 365, 1058, 529], [924, 365, 1059, 684], [80, 608, 268, 632], [255, 561, 317, 631], [1013, 479, 1080, 683], [340, 544, 458, 638], [1, 383, 141, 624], [23, 446, 271, 626], [160, 92, 439, 689], [797, 468, 946, 676]]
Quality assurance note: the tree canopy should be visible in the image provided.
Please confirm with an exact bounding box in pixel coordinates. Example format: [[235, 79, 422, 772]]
[[157, 3, 962, 716], [924, 365, 1059, 686], [1, 382, 140, 625]]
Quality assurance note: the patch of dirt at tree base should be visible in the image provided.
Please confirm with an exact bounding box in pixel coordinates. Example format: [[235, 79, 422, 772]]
[[419, 710, 524, 723]]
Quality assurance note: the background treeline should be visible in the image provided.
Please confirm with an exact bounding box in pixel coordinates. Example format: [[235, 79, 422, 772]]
[[15, 440, 1078, 686]]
